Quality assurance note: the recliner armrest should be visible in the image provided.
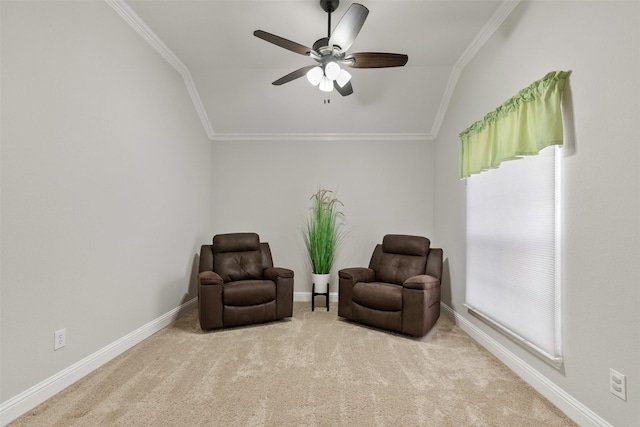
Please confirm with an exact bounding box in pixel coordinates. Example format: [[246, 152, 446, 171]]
[[403, 274, 440, 290], [199, 271, 223, 286], [265, 267, 294, 319], [339, 267, 375, 283], [264, 267, 294, 281]]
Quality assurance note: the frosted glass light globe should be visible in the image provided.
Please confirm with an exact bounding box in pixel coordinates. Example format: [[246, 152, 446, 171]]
[[319, 76, 334, 92], [306, 66, 323, 86], [324, 62, 341, 80], [336, 69, 352, 88]]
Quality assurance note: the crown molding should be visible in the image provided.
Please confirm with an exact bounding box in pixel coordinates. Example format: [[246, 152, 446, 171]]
[[211, 132, 434, 142], [430, 0, 522, 138], [105, 0, 216, 140]]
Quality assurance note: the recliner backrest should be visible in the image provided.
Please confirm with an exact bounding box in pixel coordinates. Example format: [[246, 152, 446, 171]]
[[372, 234, 430, 285], [213, 233, 263, 282]]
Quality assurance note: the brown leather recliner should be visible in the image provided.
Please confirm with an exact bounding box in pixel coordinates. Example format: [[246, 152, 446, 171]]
[[338, 234, 443, 337], [198, 232, 294, 330]]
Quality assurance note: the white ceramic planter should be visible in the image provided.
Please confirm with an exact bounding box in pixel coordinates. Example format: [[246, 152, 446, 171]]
[[312, 273, 331, 294]]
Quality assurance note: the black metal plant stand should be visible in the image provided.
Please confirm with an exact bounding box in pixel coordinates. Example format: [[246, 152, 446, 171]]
[[311, 282, 330, 312]]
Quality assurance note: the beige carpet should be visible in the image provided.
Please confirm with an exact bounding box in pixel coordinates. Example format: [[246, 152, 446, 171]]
[[10, 303, 575, 426]]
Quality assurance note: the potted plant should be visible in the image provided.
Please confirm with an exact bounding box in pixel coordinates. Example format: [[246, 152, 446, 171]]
[[304, 189, 344, 293]]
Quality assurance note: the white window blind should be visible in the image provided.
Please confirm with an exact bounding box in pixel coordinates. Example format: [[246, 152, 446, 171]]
[[465, 145, 562, 367]]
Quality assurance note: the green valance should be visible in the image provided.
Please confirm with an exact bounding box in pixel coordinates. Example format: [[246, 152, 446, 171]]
[[459, 70, 569, 178]]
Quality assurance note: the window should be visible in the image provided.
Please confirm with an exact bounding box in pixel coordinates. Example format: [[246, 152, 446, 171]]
[[465, 145, 562, 367], [459, 71, 568, 367]]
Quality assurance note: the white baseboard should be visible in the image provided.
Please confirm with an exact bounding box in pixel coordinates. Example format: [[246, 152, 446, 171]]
[[0, 298, 197, 426], [440, 303, 611, 427]]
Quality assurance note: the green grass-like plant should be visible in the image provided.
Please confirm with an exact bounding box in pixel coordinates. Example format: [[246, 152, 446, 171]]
[[304, 189, 344, 275]]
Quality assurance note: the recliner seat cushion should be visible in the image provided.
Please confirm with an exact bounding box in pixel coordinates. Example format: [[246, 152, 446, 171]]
[[352, 282, 402, 311], [223, 280, 276, 306]]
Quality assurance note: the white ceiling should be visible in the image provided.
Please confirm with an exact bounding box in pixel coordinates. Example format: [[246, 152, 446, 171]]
[[123, 0, 507, 140]]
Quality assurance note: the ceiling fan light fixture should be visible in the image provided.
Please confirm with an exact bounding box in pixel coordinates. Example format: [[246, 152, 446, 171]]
[[319, 76, 334, 92], [336, 69, 352, 87], [324, 61, 341, 80], [306, 66, 324, 86]]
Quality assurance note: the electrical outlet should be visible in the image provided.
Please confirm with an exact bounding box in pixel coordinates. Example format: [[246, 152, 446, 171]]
[[54, 328, 66, 351], [610, 368, 626, 401]]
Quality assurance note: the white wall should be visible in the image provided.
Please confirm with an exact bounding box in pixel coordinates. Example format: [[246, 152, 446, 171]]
[[1, 0, 211, 406], [433, 1, 640, 426], [210, 139, 436, 294]]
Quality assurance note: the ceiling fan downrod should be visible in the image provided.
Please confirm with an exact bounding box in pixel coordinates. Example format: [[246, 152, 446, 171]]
[[320, 0, 339, 37]]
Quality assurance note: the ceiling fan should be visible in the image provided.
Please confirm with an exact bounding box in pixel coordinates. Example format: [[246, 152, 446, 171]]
[[253, 0, 408, 96]]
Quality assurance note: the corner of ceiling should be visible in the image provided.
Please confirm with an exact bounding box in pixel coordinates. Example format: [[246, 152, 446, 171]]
[[105, 0, 215, 140], [429, 0, 522, 139]]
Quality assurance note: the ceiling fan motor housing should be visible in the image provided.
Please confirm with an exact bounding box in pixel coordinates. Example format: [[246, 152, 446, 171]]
[[312, 38, 347, 62]]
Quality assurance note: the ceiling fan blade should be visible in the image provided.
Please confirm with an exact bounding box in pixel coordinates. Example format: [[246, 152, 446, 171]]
[[328, 3, 369, 52], [346, 52, 409, 68], [254, 30, 313, 56], [272, 65, 317, 86], [334, 80, 354, 96]]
